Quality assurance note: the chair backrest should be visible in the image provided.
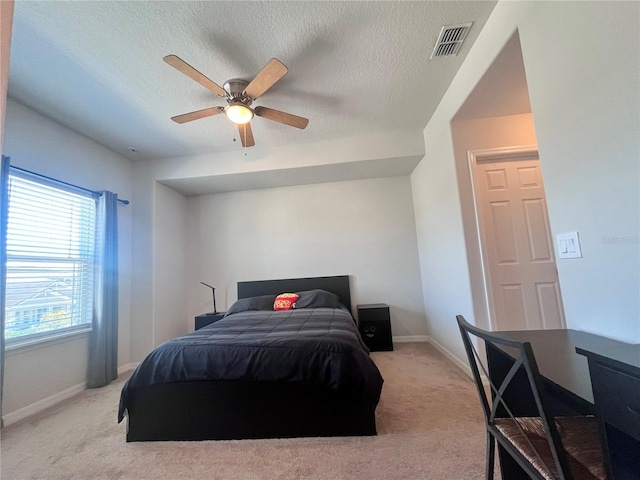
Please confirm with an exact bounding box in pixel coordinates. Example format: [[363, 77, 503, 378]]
[[456, 315, 574, 479]]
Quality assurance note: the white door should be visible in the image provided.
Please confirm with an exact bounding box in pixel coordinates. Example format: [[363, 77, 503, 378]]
[[470, 147, 565, 331]]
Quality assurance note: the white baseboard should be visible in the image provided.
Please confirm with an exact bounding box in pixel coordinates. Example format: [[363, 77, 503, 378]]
[[118, 362, 139, 375], [426, 336, 473, 379], [393, 335, 429, 343], [3, 363, 139, 426], [3, 381, 86, 426]]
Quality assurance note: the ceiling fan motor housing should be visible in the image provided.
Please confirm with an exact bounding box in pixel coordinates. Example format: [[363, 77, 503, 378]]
[[224, 79, 253, 106]]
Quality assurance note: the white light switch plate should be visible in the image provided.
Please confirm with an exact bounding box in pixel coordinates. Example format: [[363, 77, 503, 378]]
[[556, 232, 582, 259]]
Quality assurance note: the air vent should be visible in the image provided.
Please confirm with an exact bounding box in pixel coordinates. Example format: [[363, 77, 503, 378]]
[[430, 22, 473, 59]]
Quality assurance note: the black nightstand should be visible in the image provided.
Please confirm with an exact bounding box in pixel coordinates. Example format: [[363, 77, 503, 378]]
[[195, 312, 226, 330], [357, 303, 393, 351]]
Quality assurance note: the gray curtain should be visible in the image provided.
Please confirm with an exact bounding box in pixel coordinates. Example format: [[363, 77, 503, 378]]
[[87, 191, 119, 388], [0, 156, 10, 427]]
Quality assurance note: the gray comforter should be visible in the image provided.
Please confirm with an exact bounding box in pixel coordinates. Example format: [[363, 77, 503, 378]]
[[118, 307, 383, 422]]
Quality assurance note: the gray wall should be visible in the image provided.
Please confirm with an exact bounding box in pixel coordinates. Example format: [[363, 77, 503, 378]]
[[153, 182, 188, 345], [129, 131, 427, 362], [186, 176, 427, 337], [411, 0, 640, 365]]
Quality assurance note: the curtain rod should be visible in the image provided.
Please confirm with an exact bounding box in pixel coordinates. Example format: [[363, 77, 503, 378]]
[[10, 166, 130, 205]]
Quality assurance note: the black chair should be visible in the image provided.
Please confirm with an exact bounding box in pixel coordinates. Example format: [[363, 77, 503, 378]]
[[456, 315, 609, 480]]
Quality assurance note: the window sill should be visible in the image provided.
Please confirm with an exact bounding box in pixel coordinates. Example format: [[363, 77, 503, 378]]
[[5, 327, 92, 355]]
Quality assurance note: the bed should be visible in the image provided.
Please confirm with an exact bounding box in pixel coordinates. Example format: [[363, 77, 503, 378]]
[[118, 275, 384, 441]]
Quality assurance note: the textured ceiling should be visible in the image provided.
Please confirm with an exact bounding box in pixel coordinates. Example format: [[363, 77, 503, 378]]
[[8, 1, 497, 161]]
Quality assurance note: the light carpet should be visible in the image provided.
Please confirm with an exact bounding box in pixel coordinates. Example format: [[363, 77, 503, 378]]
[[0, 343, 487, 480]]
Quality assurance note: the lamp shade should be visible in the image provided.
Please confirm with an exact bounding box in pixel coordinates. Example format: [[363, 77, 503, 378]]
[[225, 104, 254, 125]]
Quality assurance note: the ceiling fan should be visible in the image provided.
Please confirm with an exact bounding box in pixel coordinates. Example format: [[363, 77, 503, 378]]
[[164, 55, 309, 148]]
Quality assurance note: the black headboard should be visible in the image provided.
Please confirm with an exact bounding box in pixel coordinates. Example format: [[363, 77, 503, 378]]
[[237, 275, 351, 313]]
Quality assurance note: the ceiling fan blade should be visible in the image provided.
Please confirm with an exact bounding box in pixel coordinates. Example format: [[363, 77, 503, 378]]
[[244, 58, 288, 99], [254, 106, 309, 129], [171, 107, 224, 124], [163, 55, 227, 97], [238, 122, 255, 148]]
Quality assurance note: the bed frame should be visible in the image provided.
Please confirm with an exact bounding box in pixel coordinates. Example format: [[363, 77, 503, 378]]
[[124, 275, 378, 441], [237, 275, 352, 315]]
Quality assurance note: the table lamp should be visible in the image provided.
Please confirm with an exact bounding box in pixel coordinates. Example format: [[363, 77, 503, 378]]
[[200, 282, 217, 314]]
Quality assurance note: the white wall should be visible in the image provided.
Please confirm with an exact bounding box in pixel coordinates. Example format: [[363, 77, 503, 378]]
[[2, 99, 133, 417], [412, 0, 640, 363], [519, 2, 639, 341], [153, 182, 188, 345], [129, 161, 156, 361], [129, 131, 426, 361], [186, 176, 426, 337]]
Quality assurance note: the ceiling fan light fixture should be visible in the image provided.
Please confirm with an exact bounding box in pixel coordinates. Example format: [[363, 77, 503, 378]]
[[225, 103, 254, 125]]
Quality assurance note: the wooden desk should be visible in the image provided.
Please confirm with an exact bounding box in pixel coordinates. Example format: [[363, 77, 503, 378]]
[[576, 343, 640, 480], [576, 343, 640, 438], [487, 329, 640, 479]]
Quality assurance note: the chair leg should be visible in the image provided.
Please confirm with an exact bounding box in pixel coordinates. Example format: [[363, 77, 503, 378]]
[[486, 432, 495, 479]]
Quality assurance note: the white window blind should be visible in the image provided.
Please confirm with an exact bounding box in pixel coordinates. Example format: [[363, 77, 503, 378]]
[[4, 170, 97, 342]]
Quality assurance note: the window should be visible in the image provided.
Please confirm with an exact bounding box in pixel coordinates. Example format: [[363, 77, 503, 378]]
[[4, 169, 97, 343]]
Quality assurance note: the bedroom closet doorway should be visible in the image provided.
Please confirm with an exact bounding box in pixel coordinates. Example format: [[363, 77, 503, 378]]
[[469, 146, 566, 331]]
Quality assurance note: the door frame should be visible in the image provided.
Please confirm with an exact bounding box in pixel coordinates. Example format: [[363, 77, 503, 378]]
[[467, 144, 543, 331]]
